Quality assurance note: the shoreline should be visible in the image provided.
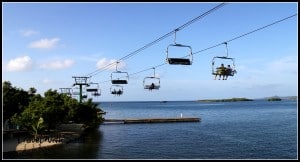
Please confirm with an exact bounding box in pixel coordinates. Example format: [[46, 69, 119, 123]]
[[3, 124, 86, 154]]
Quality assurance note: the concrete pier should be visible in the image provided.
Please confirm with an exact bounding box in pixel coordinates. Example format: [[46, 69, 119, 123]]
[[104, 117, 200, 124]]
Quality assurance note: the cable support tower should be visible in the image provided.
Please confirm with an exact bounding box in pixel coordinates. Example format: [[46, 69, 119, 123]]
[[72, 76, 90, 103]]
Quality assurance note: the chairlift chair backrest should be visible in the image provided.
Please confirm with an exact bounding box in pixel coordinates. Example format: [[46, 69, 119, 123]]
[[111, 71, 129, 84], [166, 43, 193, 65]]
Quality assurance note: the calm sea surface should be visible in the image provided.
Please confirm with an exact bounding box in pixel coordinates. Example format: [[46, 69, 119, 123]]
[[6, 100, 298, 159]]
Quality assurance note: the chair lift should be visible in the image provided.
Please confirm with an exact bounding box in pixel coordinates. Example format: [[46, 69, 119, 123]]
[[143, 67, 160, 90], [212, 42, 237, 77], [166, 29, 193, 65], [110, 85, 123, 96], [92, 90, 101, 97], [72, 87, 80, 96], [82, 94, 88, 99], [59, 88, 72, 97], [86, 82, 101, 96], [111, 61, 129, 84]]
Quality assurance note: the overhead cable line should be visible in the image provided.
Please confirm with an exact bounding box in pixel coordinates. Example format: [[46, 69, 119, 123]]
[[129, 63, 167, 77], [192, 13, 298, 55], [98, 13, 297, 84], [85, 2, 227, 78], [99, 63, 167, 84]]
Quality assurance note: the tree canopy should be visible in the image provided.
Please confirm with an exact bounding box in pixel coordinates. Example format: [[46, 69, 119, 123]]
[[3, 81, 104, 135]]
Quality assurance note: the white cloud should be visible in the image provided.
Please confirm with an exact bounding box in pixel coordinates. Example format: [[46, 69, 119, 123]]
[[40, 59, 74, 70], [42, 79, 52, 84], [266, 56, 297, 74], [20, 29, 39, 37], [6, 56, 33, 72], [236, 55, 297, 79], [96, 58, 126, 70], [29, 38, 60, 49]]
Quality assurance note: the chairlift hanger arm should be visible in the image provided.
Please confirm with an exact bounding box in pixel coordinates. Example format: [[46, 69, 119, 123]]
[[170, 28, 192, 50]]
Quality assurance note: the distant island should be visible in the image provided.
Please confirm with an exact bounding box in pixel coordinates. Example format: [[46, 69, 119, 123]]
[[197, 98, 253, 102], [265, 96, 298, 101], [282, 96, 298, 101], [197, 96, 297, 102], [267, 97, 282, 101]]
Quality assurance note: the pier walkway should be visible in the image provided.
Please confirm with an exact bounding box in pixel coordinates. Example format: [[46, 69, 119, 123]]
[[104, 117, 200, 124]]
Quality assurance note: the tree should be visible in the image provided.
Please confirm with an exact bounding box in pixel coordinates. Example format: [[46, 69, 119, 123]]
[[42, 89, 70, 130], [11, 89, 69, 132], [11, 87, 104, 134], [72, 99, 104, 128], [3, 81, 30, 121]]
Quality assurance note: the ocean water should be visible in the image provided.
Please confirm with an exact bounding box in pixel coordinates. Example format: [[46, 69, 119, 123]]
[[5, 100, 298, 159]]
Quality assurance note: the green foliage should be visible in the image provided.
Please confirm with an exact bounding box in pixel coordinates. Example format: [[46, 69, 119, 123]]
[[3, 81, 31, 120], [73, 99, 104, 128], [40, 89, 70, 130], [5, 81, 104, 136], [32, 117, 46, 138]]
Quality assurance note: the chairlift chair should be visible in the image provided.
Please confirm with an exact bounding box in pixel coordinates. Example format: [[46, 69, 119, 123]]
[[86, 87, 98, 92], [81, 91, 88, 99], [111, 61, 129, 84], [212, 56, 236, 76], [166, 43, 193, 65], [111, 71, 129, 84], [86, 82, 101, 96], [72, 87, 80, 96], [59, 88, 72, 96], [143, 68, 160, 90], [211, 42, 237, 77], [166, 29, 193, 65], [92, 90, 101, 97]]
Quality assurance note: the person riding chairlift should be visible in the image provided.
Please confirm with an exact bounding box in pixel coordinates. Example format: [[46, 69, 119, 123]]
[[224, 65, 232, 80], [149, 83, 155, 91], [214, 63, 226, 80]]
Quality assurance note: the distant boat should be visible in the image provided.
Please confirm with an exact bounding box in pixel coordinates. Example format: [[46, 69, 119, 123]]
[[161, 101, 167, 103]]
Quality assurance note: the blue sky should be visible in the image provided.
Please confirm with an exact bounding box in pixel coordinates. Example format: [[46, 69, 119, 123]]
[[2, 2, 298, 101]]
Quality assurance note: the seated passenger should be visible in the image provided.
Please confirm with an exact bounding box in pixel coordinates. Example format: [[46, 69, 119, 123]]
[[112, 89, 117, 95], [224, 65, 232, 80], [117, 89, 122, 96], [149, 83, 155, 91], [214, 63, 226, 80]]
